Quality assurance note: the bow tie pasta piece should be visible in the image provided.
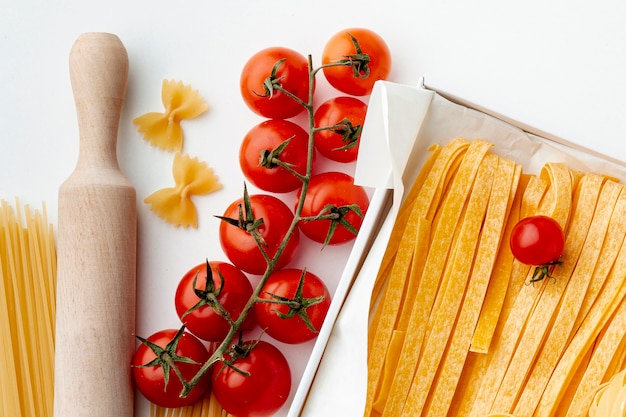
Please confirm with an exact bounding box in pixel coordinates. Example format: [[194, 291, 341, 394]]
[[145, 152, 222, 228], [133, 79, 208, 152]]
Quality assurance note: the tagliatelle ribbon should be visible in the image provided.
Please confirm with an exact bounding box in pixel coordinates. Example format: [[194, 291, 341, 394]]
[[513, 175, 619, 416], [489, 171, 601, 414], [536, 184, 626, 416], [370, 139, 468, 307], [403, 153, 497, 416], [427, 156, 519, 417], [366, 138, 470, 416], [469, 161, 575, 416], [368, 139, 492, 417], [470, 165, 523, 354]]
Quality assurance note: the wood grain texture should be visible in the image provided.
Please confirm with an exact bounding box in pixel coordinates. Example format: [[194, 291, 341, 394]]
[[54, 32, 137, 417]]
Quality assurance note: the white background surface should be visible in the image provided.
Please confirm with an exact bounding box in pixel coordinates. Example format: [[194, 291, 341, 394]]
[[2, 0, 626, 415]]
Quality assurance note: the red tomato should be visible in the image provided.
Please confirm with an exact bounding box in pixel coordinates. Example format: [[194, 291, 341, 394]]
[[254, 268, 331, 344], [174, 261, 256, 342], [313, 96, 367, 163], [321, 28, 391, 96], [510, 215, 565, 266], [297, 171, 369, 245], [219, 193, 300, 275], [132, 328, 211, 408], [240, 119, 312, 193], [240, 46, 311, 119], [212, 339, 291, 417]]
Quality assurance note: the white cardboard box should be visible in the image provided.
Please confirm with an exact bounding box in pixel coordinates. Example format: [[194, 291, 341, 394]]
[[290, 80, 626, 416]]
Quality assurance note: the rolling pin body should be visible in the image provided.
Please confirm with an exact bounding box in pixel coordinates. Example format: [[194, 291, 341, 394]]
[[54, 33, 137, 417]]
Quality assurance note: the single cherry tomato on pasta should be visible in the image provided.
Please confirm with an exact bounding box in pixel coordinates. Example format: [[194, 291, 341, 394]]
[[510, 215, 564, 266], [219, 192, 300, 275], [510, 215, 565, 284], [313, 96, 367, 163], [240, 119, 312, 193], [174, 260, 256, 342], [240, 46, 311, 119], [254, 268, 331, 344], [212, 339, 291, 417], [132, 327, 211, 408], [296, 171, 369, 245], [321, 28, 391, 96]]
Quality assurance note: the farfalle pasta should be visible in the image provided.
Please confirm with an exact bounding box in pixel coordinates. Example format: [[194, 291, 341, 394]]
[[145, 152, 222, 228], [133, 79, 208, 151]]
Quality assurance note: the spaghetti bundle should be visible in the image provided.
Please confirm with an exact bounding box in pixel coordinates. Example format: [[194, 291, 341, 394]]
[[151, 391, 233, 417], [0, 199, 56, 417]]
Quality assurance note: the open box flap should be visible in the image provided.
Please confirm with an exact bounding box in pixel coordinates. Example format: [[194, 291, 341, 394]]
[[353, 81, 435, 190], [293, 81, 434, 417]]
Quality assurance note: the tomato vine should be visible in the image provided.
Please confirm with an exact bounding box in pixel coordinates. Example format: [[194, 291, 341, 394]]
[[180, 51, 344, 396], [135, 30, 386, 410]]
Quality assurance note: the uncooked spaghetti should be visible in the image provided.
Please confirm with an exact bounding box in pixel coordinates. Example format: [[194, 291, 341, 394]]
[[150, 391, 233, 417], [0, 199, 56, 417]]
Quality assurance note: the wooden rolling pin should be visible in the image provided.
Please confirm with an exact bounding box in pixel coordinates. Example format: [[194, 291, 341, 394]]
[[54, 33, 137, 417]]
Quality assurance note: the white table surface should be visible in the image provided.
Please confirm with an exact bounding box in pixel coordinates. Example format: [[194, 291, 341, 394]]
[[3, 0, 626, 415]]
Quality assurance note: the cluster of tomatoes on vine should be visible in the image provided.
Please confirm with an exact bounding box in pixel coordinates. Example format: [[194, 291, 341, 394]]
[[132, 28, 392, 416]]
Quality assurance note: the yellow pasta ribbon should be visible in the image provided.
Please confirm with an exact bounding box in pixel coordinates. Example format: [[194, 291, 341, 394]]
[[145, 153, 222, 228], [134, 79, 208, 151]]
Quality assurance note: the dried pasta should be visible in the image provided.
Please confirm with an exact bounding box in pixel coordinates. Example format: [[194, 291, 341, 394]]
[[145, 152, 222, 228], [150, 391, 233, 417], [365, 138, 626, 417], [1, 199, 56, 417], [134, 79, 208, 152]]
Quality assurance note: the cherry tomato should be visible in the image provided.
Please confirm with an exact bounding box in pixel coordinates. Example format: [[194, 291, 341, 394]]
[[240, 119, 312, 193], [219, 193, 300, 275], [240, 46, 311, 119], [510, 215, 565, 266], [254, 268, 331, 344], [297, 171, 369, 245], [321, 28, 391, 96], [132, 328, 211, 408], [313, 96, 367, 163], [174, 261, 256, 342], [212, 339, 291, 417]]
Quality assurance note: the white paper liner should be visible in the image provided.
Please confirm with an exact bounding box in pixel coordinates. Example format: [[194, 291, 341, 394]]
[[290, 80, 626, 417]]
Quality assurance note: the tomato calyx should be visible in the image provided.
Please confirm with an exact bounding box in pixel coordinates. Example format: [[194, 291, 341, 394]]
[[134, 325, 197, 391], [257, 135, 308, 182], [256, 268, 326, 333], [181, 259, 234, 325], [528, 260, 563, 286], [216, 333, 260, 378], [258, 58, 286, 100], [257, 58, 307, 108], [259, 136, 293, 169], [315, 117, 362, 151], [216, 184, 267, 247], [327, 32, 371, 79], [302, 203, 364, 247]]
